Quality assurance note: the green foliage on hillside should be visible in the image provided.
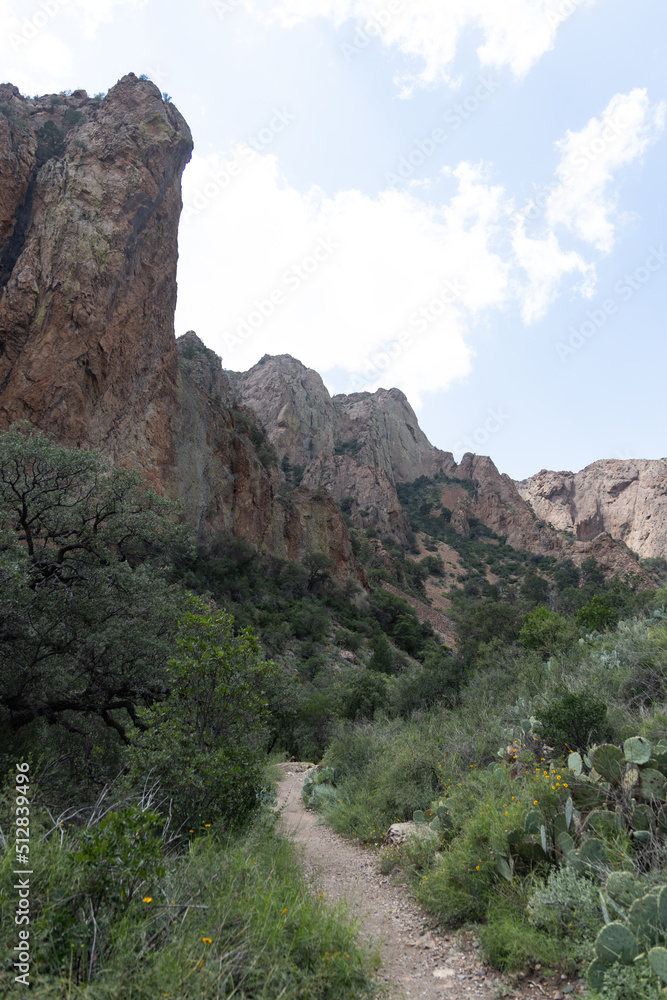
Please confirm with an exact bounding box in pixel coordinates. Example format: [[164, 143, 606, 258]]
[[0, 425, 379, 995], [1, 426, 664, 995], [35, 120, 66, 164]]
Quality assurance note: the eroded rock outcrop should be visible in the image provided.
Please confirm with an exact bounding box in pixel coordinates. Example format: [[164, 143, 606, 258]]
[[0, 81, 362, 581], [174, 335, 362, 581], [445, 454, 647, 579], [235, 355, 457, 541], [0, 75, 192, 476], [516, 460, 667, 561]]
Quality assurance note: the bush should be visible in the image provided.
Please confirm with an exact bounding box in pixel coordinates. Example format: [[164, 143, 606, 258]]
[[368, 633, 394, 674], [527, 866, 601, 949], [577, 596, 620, 632], [127, 601, 277, 827], [519, 607, 578, 658], [35, 120, 66, 164], [537, 690, 613, 754]]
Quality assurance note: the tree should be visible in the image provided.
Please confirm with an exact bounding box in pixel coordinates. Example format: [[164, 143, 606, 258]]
[[35, 120, 66, 165], [368, 633, 394, 674], [520, 572, 550, 605], [553, 559, 580, 592], [576, 595, 618, 632], [0, 423, 185, 741], [537, 690, 612, 753], [581, 556, 606, 588], [128, 601, 277, 825], [519, 607, 578, 658], [302, 551, 334, 591]]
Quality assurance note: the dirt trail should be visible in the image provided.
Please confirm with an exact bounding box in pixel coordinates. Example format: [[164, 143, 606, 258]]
[[276, 768, 509, 1000]]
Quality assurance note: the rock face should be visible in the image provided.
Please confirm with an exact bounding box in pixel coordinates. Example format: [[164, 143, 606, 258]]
[[516, 461, 667, 561], [444, 454, 647, 579], [235, 356, 458, 540], [0, 75, 192, 476], [0, 81, 361, 581], [234, 355, 649, 579], [173, 335, 361, 581], [230, 354, 336, 468]]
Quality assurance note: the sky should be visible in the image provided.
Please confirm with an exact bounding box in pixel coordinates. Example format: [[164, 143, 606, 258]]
[[1, 0, 666, 479]]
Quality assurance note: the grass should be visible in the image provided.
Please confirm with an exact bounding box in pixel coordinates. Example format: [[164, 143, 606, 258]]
[[0, 805, 379, 999]]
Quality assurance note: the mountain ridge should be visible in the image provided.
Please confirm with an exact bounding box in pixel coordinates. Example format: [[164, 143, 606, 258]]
[[0, 75, 661, 586]]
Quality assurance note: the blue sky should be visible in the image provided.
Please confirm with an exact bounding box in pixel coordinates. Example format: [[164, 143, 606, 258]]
[[1, 0, 665, 479]]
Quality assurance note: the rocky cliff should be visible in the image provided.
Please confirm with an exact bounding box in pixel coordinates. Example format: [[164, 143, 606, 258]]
[[174, 334, 361, 580], [516, 460, 667, 561], [0, 80, 360, 581], [233, 355, 455, 540], [0, 75, 192, 476], [234, 355, 647, 580], [0, 78, 656, 586]]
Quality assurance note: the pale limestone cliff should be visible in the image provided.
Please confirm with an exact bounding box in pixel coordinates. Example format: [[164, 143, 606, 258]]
[[516, 460, 667, 561]]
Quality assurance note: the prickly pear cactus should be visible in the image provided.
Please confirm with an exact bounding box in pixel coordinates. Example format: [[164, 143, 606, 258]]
[[624, 736, 653, 765], [589, 885, 667, 993], [594, 922, 638, 965], [649, 946, 667, 985], [592, 744, 626, 783]]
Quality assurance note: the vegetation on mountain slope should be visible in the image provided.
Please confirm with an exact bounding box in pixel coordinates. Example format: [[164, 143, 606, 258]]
[[2, 429, 667, 996]]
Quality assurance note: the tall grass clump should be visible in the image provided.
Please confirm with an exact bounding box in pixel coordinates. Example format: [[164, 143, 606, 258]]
[[0, 791, 378, 999]]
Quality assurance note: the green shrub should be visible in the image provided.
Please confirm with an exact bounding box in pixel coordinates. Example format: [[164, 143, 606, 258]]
[[127, 601, 276, 828], [578, 596, 620, 632], [480, 893, 570, 973], [35, 120, 66, 164], [537, 690, 613, 754], [519, 607, 578, 658], [527, 866, 601, 949]]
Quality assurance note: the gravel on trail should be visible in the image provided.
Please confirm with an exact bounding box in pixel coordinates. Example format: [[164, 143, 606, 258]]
[[276, 767, 531, 1000]]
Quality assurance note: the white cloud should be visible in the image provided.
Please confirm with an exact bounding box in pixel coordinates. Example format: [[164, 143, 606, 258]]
[[0, 0, 145, 89], [176, 88, 662, 398], [511, 220, 595, 324], [176, 152, 512, 404], [546, 88, 666, 252], [243, 0, 596, 92]]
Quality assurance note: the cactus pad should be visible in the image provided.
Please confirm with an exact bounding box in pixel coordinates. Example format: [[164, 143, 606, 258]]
[[581, 837, 609, 867], [524, 810, 541, 835], [592, 744, 625, 783], [639, 768, 667, 802], [649, 947, 667, 985], [595, 922, 638, 965], [587, 957, 608, 990], [629, 893, 661, 945], [568, 751, 583, 776], [658, 886, 667, 929], [624, 736, 653, 765]]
